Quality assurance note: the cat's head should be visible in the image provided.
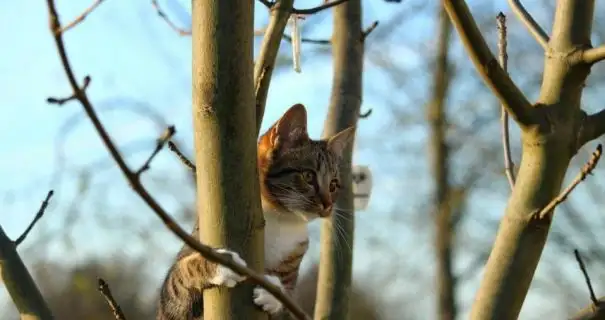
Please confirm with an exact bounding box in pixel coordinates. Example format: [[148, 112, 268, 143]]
[[258, 104, 355, 221]]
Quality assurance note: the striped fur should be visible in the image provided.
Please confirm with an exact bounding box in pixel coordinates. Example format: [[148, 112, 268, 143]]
[[156, 104, 354, 319]]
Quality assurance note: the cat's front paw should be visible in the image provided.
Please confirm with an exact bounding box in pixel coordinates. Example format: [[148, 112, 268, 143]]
[[253, 275, 285, 315], [208, 249, 247, 288]]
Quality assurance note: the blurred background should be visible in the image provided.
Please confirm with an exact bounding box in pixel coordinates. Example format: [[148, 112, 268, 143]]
[[3, 0, 605, 319]]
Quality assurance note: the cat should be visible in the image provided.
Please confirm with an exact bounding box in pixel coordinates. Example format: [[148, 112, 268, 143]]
[[156, 103, 355, 319]]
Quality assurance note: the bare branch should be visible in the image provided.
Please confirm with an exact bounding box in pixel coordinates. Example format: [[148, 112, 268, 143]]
[[535, 144, 602, 219], [61, 0, 106, 33], [507, 0, 549, 49], [579, 109, 605, 147], [167, 141, 196, 173], [151, 0, 191, 36], [45, 1, 309, 318], [574, 249, 598, 305], [135, 125, 175, 177], [292, 0, 350, 15], [443, 0, 537, 128], [496, 12, 515, 189], [255, 0, 295, 133], [98, 278, 127, 320], [47, 75, 91, 106], [282, 33, 331, 45], [359, 108, 372, 119], [569, 249, 605, 320], [361, 20, 379, 41], [1, 227, 53, 319], [1, 198, 54, 318], [15, 190, 54, 246], [583, 46, 605, 64]]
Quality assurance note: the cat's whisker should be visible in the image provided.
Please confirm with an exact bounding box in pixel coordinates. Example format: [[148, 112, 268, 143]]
[[332, 219, 352, 256]]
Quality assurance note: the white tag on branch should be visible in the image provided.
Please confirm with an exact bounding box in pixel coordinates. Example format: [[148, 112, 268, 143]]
[[289, 15, 302, 73], [352, 165, 372, 211]]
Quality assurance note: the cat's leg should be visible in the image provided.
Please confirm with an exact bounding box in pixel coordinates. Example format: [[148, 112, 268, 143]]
[[156, 249, 247, 320], [253, 274, 286, 315]]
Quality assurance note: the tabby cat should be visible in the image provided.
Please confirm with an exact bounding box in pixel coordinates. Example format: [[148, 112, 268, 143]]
[[156, 103, 355, 319]]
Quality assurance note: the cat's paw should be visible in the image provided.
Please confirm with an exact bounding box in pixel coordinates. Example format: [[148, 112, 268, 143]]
[[253, 275, 284, 315], [208, 249, 247, 288]]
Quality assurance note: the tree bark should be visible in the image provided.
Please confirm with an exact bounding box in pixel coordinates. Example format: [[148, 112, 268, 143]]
[[314, 1, 363, 319], [446, 0, 597, 318], [192, 2, 266, 319], [428, 5, 455, 320], [0, 226, 53, 320]]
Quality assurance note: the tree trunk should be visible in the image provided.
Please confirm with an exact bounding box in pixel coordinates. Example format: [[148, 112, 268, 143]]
[[443, 0, 597, 318], [428, 5, 456, 320], [314, 1, 363, 319], [192, 2, 266, 319]]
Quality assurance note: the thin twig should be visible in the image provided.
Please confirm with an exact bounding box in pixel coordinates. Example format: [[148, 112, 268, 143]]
[[47, 75, 91, 106], [151, 0, 191, 36], [507, 0, 549, 50], [167, 141, 197, 173], [497, 12, 515, 189], [292, 0, 349, 15], [574, 249, 598, 305], [61, 0, 106, 33], [361, 21, 379, 41], [135, 125, 175, 177], [98, 278, 127, 320], [45, 1, 309, 319], [282, 33, 331, 45], [359, 108, 372, 119], [536, 144, 602, 219], [15, 190, 54, 246]]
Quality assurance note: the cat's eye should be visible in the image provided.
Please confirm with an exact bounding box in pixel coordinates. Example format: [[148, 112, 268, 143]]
[[301, 170, 316, 183], [329, 179, 340, 192]]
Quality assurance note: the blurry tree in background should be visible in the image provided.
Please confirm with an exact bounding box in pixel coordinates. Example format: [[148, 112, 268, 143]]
[[6, 0, 605, 320]]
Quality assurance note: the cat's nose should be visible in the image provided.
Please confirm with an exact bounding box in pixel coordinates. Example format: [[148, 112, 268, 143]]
[[319, 193, 332, 211]]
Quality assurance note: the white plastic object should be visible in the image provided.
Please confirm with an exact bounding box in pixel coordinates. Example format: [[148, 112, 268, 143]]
[[352, 165, 372, 211], [289, 15, 302, 73]]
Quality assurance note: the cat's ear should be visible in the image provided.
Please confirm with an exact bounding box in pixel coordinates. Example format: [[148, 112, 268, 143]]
[[327, 126, 355, 158], [269, 103, 309, 151]]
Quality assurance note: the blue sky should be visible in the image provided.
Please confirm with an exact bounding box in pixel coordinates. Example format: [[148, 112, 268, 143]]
[[4, 0, 605, 319]]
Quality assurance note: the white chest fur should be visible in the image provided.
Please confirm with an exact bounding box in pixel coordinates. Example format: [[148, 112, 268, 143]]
[[263, 212, 309, 269]]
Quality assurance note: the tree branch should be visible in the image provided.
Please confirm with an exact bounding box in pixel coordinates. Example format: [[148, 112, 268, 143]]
[[15, 190, 54, 246], [151, 0, 192, 36], [570, 250, 605, 320], [45, 1, 310, 319], [254, 0, 295, 134], [574, 249, 598, 305], [61, 0, 107, 33], [534, 144, 602, 220], [579, 108, 605, 147], [583, 46, 605, 64], [496, 12, 516, 189], [98, 278, 126, 320], [507, 0, 549, 49], [1, 194, 54, 319], [292, 0, 350, 15], [361, 20, 379, 41], [443, 0, 537, 128], [167, 141, 196, 173], [134, 125, 175, 177]]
